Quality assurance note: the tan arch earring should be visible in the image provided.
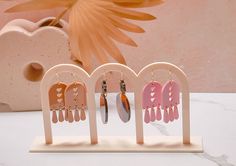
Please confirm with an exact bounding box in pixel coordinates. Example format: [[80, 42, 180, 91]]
[[64, 78, 87, 123], [48, 74, 67, 123]]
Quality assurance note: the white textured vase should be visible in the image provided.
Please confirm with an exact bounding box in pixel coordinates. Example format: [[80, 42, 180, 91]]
[[0, 18, 78, 111]]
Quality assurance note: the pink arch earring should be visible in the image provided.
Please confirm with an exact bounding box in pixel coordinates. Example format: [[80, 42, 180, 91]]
[[142, 81, 162, 124], [49, 82, 67, 123], [162, 77, 180, 123]]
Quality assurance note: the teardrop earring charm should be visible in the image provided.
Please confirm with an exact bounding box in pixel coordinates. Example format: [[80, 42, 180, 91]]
[[80, 107, 86, 121], [116, 80, 131, 123], [100, 80, 108, 124], [52, 110, 58, 123], [67, 107, 74, 123], [74, 107, 80, 122], [58, 108, 64, 122]]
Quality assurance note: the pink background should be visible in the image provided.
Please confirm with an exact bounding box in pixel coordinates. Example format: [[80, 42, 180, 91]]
[[0, 0, 236, 92]]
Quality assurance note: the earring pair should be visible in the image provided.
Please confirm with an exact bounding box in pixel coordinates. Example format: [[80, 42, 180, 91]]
[[49, 81, 87, 124], [99, 78, 131, 124], [142, 77, 180, 124]]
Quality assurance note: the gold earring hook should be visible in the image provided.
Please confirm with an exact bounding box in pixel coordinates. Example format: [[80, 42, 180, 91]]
[[56, 73, 61, 85], [169, 70, 173, 82], [102, 72, 107, 81], [151, 71, 155, 83], [71, 73, 78, 85], [120, 71, 124, 81]]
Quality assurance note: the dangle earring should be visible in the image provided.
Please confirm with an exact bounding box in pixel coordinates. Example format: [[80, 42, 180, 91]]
[[64, 74, 87, 123], [116, 74, 131, 123], [142, 72, 162, 124], [100, 78, 108, 124], [161, 71, 180, 123], [48, 74, 67, 123]]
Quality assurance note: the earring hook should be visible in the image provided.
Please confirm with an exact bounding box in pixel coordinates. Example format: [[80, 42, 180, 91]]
[[102, 72, 107, 81], [151, 70, 155, 83], [72, 72, 77, 80], [169, 70, 173, 82], [120, 71, 124, 81], [56, 73, 61, 85]]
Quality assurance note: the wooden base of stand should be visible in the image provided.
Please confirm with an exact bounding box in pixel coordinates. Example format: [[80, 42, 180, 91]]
[[30, 136, 203, 153]]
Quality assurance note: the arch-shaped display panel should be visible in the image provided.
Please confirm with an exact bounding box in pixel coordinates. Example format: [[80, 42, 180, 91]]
[[40, 64, 92, 144], [137, 62, 190, 144], [89, 63, 143, 144]]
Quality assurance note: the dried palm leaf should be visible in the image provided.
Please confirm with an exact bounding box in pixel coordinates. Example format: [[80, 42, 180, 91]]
[[5, 0, 163, 71]]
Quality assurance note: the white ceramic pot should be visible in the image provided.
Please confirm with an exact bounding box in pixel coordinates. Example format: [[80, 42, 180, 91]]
[[0, 18, 78, 111]]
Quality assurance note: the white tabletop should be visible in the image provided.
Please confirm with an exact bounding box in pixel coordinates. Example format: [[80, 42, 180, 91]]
[[0, 93, 235, 166]]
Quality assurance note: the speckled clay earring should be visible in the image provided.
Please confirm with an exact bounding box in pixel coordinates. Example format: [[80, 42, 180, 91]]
[[64, 81, 87, 123], [48, 75, 67, 123], [116, 79, 131, 123], [161, 72, 180, 123], [64, 73, 87, 123]]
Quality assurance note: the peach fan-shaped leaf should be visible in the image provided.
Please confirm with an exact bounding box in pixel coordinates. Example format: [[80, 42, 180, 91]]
[[5, 0, 163, 72], [112, 0, 164, 8]]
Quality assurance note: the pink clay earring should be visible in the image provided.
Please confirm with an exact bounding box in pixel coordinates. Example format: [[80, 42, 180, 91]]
[[161, 71, 180, 123], [142, 72, 162, 124]]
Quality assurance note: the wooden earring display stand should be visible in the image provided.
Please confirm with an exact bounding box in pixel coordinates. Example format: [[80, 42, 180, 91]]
[[30, 62, 203, 153]]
